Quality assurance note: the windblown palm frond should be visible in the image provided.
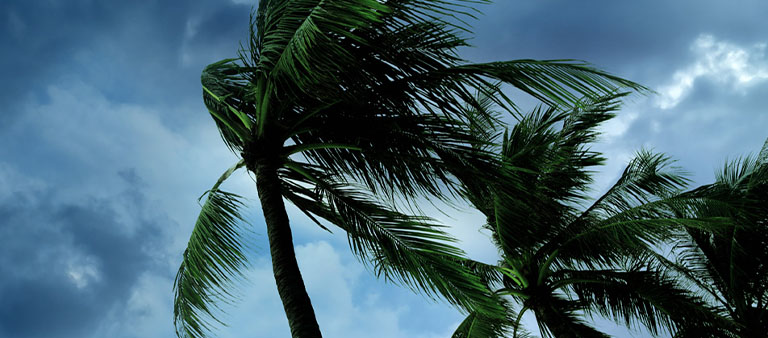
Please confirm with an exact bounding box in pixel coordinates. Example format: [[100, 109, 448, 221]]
[[174, 161, 250, 337], [527, 293, 611, 338], [452, 312, 499, 338], [452, 301, 529, 338], [560, 266, 731, 335], [488, 94, 624, 258], [277, 162, 509, 316], [449, 60, 644, 108]]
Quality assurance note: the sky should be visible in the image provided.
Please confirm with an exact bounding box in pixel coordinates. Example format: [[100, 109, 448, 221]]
[[1, 1, 767, 337]]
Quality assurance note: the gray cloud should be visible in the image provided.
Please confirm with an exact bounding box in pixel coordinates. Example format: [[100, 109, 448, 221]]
[[0, 0, 249, 129], [0, 171, 170, 338], [465, 0, 768, 85], [2, 0, 767, 337]]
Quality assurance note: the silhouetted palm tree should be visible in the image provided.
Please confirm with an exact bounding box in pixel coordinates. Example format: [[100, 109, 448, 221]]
[[667, 139, 768, 337], [173, 1, 644, 337], [452, 94, 721, 337]]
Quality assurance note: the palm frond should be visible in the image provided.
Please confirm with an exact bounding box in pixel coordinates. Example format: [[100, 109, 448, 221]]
[[485, 94, 625, 257], [201, 60, 253, 153], [447, 60, 647, 108], [278, 163, 507, 320], [462, 81, 507, 146], [240, 0, 645, 141], [758, 137, 768, 164], [644, 248, 739, 324], [451, 300, 528, 338], [290, 110, 503, 206], [558, 268, 730, 335], [530, 294, 610, 338], [461, 258, 505, 287], [587, 149, 690, 218], [174, 161, 251, 338], [553, 205, 719, 269], [536, 150, 695, 267], [452, 312, 489, 338], [251, 0, 389, 93]]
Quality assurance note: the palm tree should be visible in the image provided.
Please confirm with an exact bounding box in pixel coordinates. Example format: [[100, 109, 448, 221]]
[[452, 94, 723, 337], [173, 1, 644, 337], [666, 139, 768, 337]]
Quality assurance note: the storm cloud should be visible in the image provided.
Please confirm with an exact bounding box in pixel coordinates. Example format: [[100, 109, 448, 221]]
[[1, 1, 767, 337], [0, 168, 169, 338]]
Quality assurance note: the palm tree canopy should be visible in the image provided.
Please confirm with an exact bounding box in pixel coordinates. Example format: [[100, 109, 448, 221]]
[[453, 94, 725, 337], [670, 139, 768, 337], [174, 1, 646, 337]]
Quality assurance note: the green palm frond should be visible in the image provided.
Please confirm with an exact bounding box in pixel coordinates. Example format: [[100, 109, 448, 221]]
[[550, 193, 736, 271], [758, 138, 768, 164], [452, 92, 752, 336], [462, 81, 507, 145], [278, 163, 507, 319], [251, 0, 389, 91], [536, 150, 697, 268], [530, 294, 610, 338], [558, 268, 729, 335], [641, 250, 744, 337], [645, 250, 731, 307], [452, 304, 528, 338], [450, 60, 647, 108], [554, 216, 715, 270], [452, 312, 492, 338], [201, 60, 253, 152], [174, 161, 251, 338], [461, 258, 505, 287], [289, 109, 505, 207], [486, 94, 625, 257], [586, 150, 689, 218], [716, 154, 765, 188]]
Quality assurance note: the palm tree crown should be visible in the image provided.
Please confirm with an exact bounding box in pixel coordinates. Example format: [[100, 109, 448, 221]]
[[669, 139, 768, 337], [173, 1, 645, 337], [453, 94, 721, 337]]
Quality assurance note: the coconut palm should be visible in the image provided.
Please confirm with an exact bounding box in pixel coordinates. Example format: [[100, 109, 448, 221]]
[[172, 1, 645, 337], [666, 139, 768, 337], [452, 94, 724, 337]]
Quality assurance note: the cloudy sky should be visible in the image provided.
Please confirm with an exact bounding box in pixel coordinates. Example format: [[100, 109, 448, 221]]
[[1, 1, 766, 337]]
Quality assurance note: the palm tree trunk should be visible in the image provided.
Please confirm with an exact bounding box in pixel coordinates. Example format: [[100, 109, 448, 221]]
[[255, 163, 323, 338]]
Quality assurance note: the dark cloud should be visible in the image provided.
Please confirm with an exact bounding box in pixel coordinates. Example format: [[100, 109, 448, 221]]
[[465, 0, 768, 85], [0, 171, 169, 338], [186, 4, 250, 48], [0, 0, 249, 129], [1, 0, 766, 337], [462, 0, 768, 187]]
